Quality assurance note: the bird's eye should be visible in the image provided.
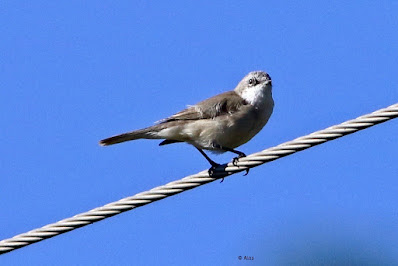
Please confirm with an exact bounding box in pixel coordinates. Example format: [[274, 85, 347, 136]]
[[248, 78, 257, 85]]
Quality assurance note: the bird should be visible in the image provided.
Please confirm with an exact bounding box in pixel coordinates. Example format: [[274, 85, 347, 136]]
[[100, 71, 274, 176]]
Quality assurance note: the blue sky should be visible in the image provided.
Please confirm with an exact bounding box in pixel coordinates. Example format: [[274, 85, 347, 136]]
[[1, 1, 398, 265]]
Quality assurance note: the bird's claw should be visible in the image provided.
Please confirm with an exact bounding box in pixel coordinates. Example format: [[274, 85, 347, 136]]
[[232, 152, 246, 166], [232, 153, 249, 176], [232, 157, 239, 166]]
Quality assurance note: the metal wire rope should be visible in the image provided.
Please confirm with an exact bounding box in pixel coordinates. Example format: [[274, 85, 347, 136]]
[[1, 103, 397, 255]]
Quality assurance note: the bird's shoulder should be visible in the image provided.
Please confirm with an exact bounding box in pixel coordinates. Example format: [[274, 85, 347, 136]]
[[159, 90, 248, 123]]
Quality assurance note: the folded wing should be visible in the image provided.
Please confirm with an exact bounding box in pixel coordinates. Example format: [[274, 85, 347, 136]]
[[159, 91, 247, 123]]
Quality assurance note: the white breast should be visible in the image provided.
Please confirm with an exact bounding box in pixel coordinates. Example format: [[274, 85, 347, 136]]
[[241, 85, 267, 107], [241, 85, 273, 110]]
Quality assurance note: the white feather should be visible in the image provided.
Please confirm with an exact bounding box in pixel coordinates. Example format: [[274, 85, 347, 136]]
[[240, 85, 267, 107]]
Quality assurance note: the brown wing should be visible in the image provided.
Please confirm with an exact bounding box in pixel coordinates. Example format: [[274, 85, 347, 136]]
[[159, 91, 247, 124]]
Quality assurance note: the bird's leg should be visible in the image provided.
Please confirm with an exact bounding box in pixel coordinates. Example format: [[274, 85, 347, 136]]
[[195, 147, 220, 167], [213, 144, 249, 176], [194, 147, 226, 180]]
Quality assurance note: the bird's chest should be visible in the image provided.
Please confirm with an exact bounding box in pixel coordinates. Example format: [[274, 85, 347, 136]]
[[220, 100, 274, 148]]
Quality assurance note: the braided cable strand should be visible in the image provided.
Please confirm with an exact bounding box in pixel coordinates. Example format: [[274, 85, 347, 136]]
[[1, 103, 397, 255]]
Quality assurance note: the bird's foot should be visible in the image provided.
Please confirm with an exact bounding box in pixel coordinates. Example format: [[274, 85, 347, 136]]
[[208, 163, 227, 183], [232, 152, 246, 166], [232, 153, 249, 176], [208, 164, 220, 176]]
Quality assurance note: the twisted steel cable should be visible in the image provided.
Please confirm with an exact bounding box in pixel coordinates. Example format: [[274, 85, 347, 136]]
[[1, 103, 397, 255]]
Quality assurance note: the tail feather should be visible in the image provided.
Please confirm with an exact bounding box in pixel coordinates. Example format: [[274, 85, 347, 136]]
[[99, 127, 158, 146]]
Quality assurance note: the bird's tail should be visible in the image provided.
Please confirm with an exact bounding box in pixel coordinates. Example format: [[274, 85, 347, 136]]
[[99, 126, 161, 146]]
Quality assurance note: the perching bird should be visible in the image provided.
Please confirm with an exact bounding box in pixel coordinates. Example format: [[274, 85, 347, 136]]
[[100, 71, 274, 175]]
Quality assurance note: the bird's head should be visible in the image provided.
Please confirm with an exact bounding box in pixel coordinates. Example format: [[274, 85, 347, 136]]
[[234, 71, 272, 106]]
